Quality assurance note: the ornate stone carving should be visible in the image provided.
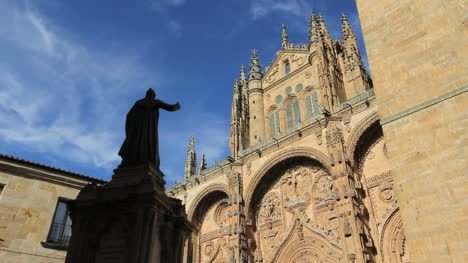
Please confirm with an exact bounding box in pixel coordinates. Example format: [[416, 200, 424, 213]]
[[281, 166, 312, 204], [215, 203, 230, 228], [314, 172, 338, 206], [258, 192, 282, 225], [204, 240, 216, 257], [378, 182, 395, 203], [266, 64, 279, 83], [343, 216, 352, 237]]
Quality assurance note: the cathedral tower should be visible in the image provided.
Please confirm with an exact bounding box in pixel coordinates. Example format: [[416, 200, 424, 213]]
[[247, 49, 265, 145]]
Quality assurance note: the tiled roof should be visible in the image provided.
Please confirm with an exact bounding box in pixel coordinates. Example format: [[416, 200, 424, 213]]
[[0, 153, 107, 184]]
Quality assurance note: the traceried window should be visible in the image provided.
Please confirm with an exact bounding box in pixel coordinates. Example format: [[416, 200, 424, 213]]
[[45, 199, 72, 248], [305, 92, 321, 119], [285, 99, 301, 129], [284, 61, 291, 74], [268, 111, 281, 137]]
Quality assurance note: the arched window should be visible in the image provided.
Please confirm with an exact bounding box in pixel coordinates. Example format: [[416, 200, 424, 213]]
[[268, 111, 280, 137], [305, 92, 321, 119], [284, 61, 291, 74], [295, 84, 303, 93], [285, 99, 301, 129]]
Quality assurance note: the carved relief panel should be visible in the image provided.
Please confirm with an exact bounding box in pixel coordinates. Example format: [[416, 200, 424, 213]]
[[360, 136, 409, 262], [252, 162, 342, 263], [199, 200, 230, 263]]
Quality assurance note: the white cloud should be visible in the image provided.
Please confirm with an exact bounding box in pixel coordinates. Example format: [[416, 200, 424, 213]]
[[148, 0, 184, 37], [250, 0, 312, 19], [0, 1, 157, 170], [26, 8, 55, 55]]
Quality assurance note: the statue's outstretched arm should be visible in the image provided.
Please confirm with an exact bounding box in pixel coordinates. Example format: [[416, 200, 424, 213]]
[[156, 100, 181, 111]]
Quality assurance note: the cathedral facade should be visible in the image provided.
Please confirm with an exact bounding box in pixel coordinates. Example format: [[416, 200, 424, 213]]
[[168, 13, 409, 263]]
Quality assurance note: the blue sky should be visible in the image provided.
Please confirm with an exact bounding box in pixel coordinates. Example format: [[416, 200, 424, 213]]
[[0, 0, 369, 185]]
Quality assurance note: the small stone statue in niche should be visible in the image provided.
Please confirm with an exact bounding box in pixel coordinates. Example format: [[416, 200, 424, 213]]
[[118, 88, 180, 171]]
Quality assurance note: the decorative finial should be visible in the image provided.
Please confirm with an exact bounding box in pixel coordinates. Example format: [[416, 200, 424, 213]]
[[248, 49, 262, 80], [198, 154, 207, 173], [240, 64, 246, 81], [281, 24, 288, 48]]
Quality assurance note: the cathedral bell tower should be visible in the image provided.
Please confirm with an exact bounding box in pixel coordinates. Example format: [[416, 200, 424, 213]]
[[247, 49, 265, 145]]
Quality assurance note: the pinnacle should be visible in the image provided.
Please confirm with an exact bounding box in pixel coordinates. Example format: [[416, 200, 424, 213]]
[[184, 136, 197, 179], [240, 64, 246, 81], [281, 24, 288, 48], [248, 49, 262, 80], [341, 12, 356, 41]]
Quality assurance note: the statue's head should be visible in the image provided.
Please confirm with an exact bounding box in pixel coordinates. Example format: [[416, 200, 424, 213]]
[[146, 88, 156, 99]]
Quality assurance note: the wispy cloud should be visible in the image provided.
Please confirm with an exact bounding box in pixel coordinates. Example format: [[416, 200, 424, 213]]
[[250, 0, 312, 19], [159, 109, 229, 182], [0, 1, 157, 171], [148, 0, 185, 38]]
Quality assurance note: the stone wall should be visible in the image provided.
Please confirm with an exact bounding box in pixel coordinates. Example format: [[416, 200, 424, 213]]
[[0, 155, 104, 263], [355, 0, 468, 262]]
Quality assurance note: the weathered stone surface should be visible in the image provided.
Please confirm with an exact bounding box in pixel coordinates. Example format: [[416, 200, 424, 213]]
[[355, 0, 467, 262], [0, 155, 103, 263]]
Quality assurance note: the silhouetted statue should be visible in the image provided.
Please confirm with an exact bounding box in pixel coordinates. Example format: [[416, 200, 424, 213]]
[[118, 88, 180, 170]]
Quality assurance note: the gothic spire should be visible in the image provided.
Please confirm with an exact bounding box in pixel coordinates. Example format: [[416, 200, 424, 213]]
[[184, 136, 197, 179], [309, 11, 320, 43], [232, 78, 242, 117], [281, 24, 288, 48], [198, 154, 207, 173], [341, 13, 356, 41], [317, 13, 331, 40], [248, 49, 262, 81], [233, 78, 240, 95], [240, 64, 246, 82]]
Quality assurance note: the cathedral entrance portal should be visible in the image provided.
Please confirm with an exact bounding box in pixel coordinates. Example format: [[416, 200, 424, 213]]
[[248, 157, 343, 263]]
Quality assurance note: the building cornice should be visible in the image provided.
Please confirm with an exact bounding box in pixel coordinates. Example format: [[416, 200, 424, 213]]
[[0, 153, 106, 189]]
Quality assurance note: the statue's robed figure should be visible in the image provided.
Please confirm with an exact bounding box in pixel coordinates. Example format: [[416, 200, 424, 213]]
[[118, 88, 180, 170]]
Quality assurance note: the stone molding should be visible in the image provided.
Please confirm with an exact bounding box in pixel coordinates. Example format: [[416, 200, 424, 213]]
[[381, 85, 468, 125], [244, 147, 331, 218], [262, 49, 309, 84], [187, 183, 229, 222], [0, 159, 100, 190], [345, 111, 380, 165]]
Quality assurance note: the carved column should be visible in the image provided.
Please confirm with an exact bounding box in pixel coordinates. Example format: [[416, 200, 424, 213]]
[[227, 164, 248, 263], [325, 117, 375, 263]]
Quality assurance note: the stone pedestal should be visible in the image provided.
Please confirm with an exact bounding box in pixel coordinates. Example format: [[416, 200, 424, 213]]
[[65, 164, 193, 263]]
